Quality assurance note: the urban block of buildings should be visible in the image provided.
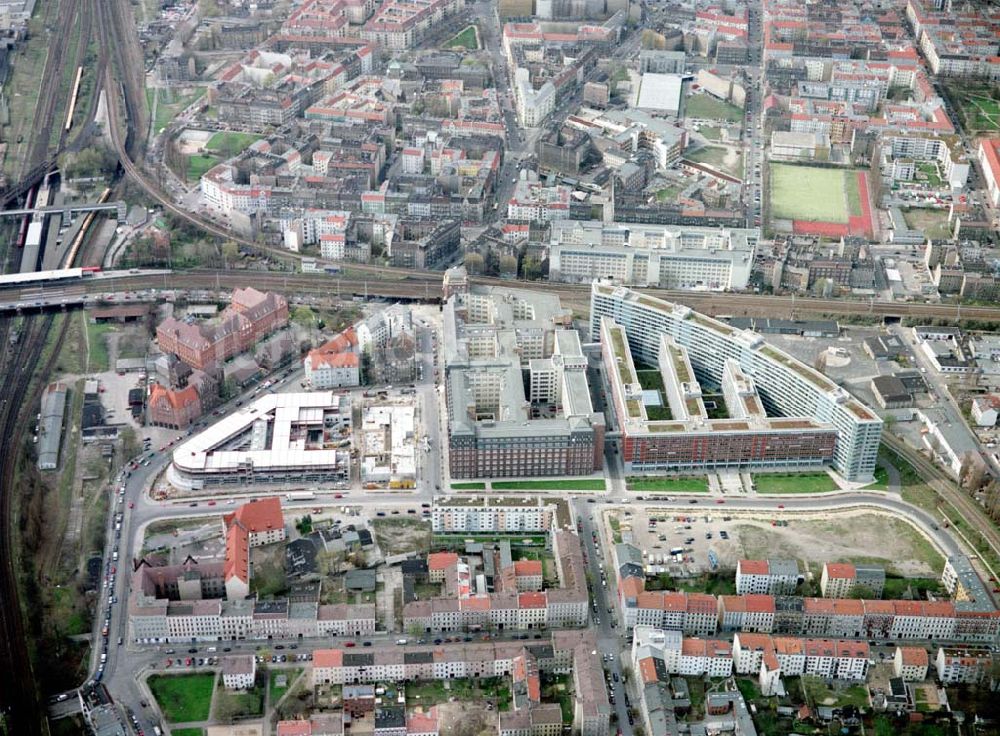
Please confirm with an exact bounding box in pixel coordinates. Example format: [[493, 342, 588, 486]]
[[442, 271, 605, 479]]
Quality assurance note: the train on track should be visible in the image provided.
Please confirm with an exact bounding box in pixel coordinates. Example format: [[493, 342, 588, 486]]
[[0, 266, 101, 289]]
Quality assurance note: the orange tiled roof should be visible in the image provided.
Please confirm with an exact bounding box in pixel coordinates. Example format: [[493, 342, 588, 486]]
[[739, 559, 769, 575], [899, 646, 929, 666], [223, 496, 284, 534], [824, 562, 856, 579], [313, 648, 343, 668], [428, 552, 459, 570], [513, 560, 543, 577]]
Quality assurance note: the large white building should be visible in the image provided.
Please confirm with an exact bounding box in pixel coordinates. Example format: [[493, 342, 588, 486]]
[[513, 67, 555, 127], [590, 283, 882, 481], [548, 220, 758, 290], [168, 393, 352, 490]]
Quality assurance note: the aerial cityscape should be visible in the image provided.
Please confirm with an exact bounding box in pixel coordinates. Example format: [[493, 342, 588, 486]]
[[5, 0, 1000, 734]]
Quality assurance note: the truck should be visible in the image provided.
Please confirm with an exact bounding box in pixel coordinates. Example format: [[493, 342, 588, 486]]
[[286, 491, 316, 501]]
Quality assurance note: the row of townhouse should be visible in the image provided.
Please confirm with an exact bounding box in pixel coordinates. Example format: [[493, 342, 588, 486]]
[[731, 633, 870, 686], [129, 596, 376, 643], [632, 627, 869, 696], [404, 530, 589, 632], [618, 574, 1000, 644], [312, 630, 611, 736]]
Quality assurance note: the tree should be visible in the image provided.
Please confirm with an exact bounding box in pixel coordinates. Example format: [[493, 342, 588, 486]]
[[464, 252, 484, 275], [222, 240, 240, 267], [318, 549, 346, 577]]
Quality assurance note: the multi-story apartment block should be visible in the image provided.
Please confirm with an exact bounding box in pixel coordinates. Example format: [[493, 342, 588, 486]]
[[935, 646, 995, 685], [547, 220, 758, 290], [894, 646, 929, 681], [717, 595, 777, 633], [906, 0, 1000, 80], [432, 497, 560, 534], [631, 628, 734, 680], [735, 559, 800, 596], [361, 0, 462, 49], [156, 288, 289, 371], [978, 138, 1000, 208], [444, 280, 605, 479], [591, 283, 882, 481], [223, 497, 286, 548], [820, 562, 886, 599], [731, 633, 869, 682], [304, 328, 360, 389]]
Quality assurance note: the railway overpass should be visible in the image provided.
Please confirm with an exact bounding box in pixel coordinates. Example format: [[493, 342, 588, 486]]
[[0, 269, 997, 323], [0, 200, 127, 222]]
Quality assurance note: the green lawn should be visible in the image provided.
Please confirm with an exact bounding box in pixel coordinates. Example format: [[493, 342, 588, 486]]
[[451, 482, 486, 490], [627, 477, 709, 493], [492, 479, 606, 491], [901, 208, 953, 239], [865, 466, 891, 490], [769, 164, 860, 224], [799, 675, 869, 708], [685, 93, 744, 122], [444, 25, 479, 49], [270, 668, 301, 704], [207, 131, 262, 157], [84, 318, 112, 372], [171, 730, 204, 736], [150, 86, 206, 133], [148, 674, 215, 723], [655, 184, 683, 203], [187, 154, 221, 181], [700, 125, 723, 141], [753, 472, 838, 494]]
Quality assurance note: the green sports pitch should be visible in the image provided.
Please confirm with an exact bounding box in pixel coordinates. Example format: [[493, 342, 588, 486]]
[[769, 164, 862, 224]]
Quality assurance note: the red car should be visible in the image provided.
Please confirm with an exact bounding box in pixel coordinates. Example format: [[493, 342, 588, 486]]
[[777, 504, 785, 509], [128, 501, 134, 509], [715, 499, 725, 504], [207, 501, 216, 506], [344, 642, 356, 648]]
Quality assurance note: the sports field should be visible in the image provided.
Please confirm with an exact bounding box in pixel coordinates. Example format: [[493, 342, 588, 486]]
[[769, 164, 862, 223]]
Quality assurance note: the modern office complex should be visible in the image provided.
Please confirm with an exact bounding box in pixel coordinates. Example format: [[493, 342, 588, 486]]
[[168, 392, 352, 490], [590, 283, 881, 481], [443, 278, 605, 479], [549, 221, 759, 291]]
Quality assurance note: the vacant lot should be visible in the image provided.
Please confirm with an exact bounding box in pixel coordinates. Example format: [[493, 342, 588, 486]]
[[148, 673, 215, 723], [372, 518, 432, 555], [685, 93, 743, 122], [627, 477, 709, 493], [770, 164, 861, 223], [901, 208, 953, 240], [686, 145, 742, 176], [734, 513, 943, 577], [752, 472, 838, 494]]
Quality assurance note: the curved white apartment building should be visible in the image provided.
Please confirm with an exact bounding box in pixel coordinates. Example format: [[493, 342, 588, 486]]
[[590, 282, 881, 481]]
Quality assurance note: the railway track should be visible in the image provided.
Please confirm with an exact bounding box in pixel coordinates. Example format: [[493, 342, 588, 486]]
[[0, 310, 66, 734]]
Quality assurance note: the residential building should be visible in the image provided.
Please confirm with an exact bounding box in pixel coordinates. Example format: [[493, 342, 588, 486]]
[[547, 220, 758, 290], [304, 328, 360, 389], [736, 560, 800, 596], [935, 646, 994, 685], [893, 646, 929, 681], [590, 283, 882, 482], [820, 563, 886, 599], [222, 655, 256, 690], [431, 497, 561, 534]]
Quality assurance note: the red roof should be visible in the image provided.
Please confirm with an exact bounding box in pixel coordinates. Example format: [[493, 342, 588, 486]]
[[224, 522, 250, 584], [739, 559, 769, 575], [513, 560, 543, 577], [277, 722, 313, 736], [899, 646, 929, 666], [824, 562, 856, 579], [149, 382, 200, 412], [744, 594, 776, 613], [312, 649, 343, 669], [223, 496, 285, 535], [638, 656, 659, 684], [428, 552, 459, 571], [518, 592, 547, 609]]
